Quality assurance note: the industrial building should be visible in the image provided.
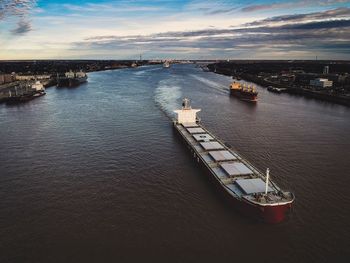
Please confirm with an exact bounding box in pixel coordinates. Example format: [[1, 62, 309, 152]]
[[310, 78, 333, 88]]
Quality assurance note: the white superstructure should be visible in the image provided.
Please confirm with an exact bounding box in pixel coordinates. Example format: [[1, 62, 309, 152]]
[[75, 70, 87, 78], [174, 98, 200, 124], [65, 70, 87, 78], [32, 81, 45, 91]]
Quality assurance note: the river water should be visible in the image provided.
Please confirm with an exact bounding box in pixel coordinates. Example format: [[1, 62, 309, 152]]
[[0, 64, 349, 262]]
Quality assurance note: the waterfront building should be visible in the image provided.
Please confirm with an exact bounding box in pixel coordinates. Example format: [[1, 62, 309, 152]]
[[310, 78, 333, 88], [15, 74, 51, 81], [0, 74, 15, 84]]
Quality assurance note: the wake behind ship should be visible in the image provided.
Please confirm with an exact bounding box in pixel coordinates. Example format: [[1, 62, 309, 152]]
[[57, 70, 88, 87], [173, 98, 294, 223]]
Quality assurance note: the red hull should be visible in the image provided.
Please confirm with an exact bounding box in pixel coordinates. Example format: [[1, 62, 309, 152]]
[[175, 127, 292, 223], [224, 190, 292, 223], [206, 161, 292, 223]]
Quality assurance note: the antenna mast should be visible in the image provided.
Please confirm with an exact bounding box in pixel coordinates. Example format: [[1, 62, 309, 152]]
[[265, 168, 270, 195]]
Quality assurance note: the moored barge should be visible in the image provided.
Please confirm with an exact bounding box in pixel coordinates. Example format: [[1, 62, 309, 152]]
[[173, 98, 294, 223], [57, 70, 87, 87]]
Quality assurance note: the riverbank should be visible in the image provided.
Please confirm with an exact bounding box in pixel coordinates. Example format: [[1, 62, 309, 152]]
[[239, 73, 350, 107], [0, 61, 161, 103], [0, 60, 156, 75], [208, 62, 350, 107]]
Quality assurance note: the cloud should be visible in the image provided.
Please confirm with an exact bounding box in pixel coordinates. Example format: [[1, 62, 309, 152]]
[[207, 7, 239, 15], [242, 0, 350, 12], [0, 0, 36, 35], [0, 0, 36, 19], [242, 3, 282, 12], [62, 2, 163, 13], [246, 7, 350, 26], [11, 19, 32, 34], [183, 1, 242, 15], [73, 18, 350, 58], [1, 1, 350, 58]]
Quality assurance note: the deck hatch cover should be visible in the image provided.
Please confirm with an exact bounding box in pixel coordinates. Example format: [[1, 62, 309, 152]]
[[182, 123, 199, 128], [209, 150, 236, 162], [200, 141, 225, 150], [220, 162, 253, 176], [235, 178, 273, 194], [187, 127, 205, 134], [193, 133, 214, 142]]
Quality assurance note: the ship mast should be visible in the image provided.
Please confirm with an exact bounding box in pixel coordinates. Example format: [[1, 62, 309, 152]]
[[182, 97, 191, 109], [265, 168, 270, 195]]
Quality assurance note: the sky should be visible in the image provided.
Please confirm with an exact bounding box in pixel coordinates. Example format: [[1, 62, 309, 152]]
[[0, 0, 350, 60]]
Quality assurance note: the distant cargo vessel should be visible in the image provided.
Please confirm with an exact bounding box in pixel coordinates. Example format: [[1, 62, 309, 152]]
[[6, 81, 46, 103], [230, 82, 258, 102], [57, 70, 87, 87], [173, 98, 294, 223]]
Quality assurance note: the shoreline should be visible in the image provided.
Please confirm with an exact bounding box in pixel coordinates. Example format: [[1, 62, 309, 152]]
[[240, 73, 350, 107], [207, 64, 350, 107], [0, 62, 161, 103]]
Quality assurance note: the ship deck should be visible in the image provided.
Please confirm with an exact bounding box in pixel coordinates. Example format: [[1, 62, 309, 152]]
[[174, 121, 293, 206]]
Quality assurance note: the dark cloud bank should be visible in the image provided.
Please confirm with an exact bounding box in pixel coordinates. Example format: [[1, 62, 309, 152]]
[[78, 8, 350, 58]]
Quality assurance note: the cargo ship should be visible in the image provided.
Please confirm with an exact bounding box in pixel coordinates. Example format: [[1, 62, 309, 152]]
[[173, 98, 294, 223], [230, 82, 258, 102], [6, 91, 34, 103], [57, 70, 87, 87], [6, 81, 45, 103]]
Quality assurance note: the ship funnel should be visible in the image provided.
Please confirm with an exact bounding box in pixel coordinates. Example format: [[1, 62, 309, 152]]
[[265, 168, 270, 195], [182, 98, 191, 110]]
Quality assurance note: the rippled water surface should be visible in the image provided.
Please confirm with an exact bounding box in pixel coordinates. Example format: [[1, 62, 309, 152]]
[[1, 64, 349, 262]]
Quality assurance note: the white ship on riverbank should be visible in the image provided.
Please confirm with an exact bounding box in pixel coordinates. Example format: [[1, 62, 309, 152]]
[[163, 61, 170, 68]]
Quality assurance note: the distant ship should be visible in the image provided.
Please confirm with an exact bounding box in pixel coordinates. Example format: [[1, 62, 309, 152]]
[[173, 98, 294, 223], [267, 86, 286, 94], [230, 82, 258, 102], [163, 61, 170, 68], [57, 70, 88, 87], [6, 81, 45, 103], [7, 89, 34, 103]]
